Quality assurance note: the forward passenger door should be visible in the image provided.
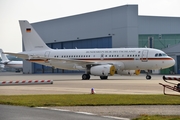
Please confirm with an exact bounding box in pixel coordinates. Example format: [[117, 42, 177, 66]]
[[141, 50, 148, 62]]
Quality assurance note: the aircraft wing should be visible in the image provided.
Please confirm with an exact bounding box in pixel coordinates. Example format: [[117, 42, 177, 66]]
[[3, 52, 29, 59], [39, 57, 96, 67], [0, 61, 10, 64], [3, 53, 120, 69], [3, 52, 96, 66]]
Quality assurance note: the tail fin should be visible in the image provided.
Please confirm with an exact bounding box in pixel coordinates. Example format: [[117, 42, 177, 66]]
[[19, 20, 50, 51], [0, 49, 9, 62]]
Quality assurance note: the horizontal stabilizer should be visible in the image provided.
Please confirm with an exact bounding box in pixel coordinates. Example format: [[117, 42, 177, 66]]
[[0, 49, 9, 63]]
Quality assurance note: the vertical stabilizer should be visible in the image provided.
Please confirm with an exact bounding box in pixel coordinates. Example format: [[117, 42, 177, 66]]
[[19, 20, 50, 51], [0, 49, 9, 62]]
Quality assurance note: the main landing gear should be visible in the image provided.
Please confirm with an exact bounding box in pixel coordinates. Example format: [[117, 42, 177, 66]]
[[82, 74, 90, 80], [82, 74, 108, 80], [100, 76, 108, 80]]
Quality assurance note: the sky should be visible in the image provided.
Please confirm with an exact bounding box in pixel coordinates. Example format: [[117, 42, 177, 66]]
[[0, 0, 180, 52]]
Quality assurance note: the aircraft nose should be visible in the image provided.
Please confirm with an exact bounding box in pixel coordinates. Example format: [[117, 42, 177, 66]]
[[162, 57, 175, 69], [170, 57, 175, 66]]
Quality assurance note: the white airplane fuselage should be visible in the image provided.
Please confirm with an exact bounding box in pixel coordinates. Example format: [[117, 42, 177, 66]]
[[23, 48, 174, 71], [4, 61, 23, 69]]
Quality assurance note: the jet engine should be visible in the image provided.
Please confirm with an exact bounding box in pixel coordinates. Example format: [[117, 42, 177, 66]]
[[89, 65, 115, 76], [117, 69, 141, 75]]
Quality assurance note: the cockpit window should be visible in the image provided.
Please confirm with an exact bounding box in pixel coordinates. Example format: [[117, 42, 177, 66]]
[[155, 53, 167, 57], [162, 53, 167, 56]]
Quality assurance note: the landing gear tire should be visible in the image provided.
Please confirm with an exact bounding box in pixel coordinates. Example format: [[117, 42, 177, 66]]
[[100, 76, 108, 80], [146, 75, 151, 80], [82, 74, 90, 80]]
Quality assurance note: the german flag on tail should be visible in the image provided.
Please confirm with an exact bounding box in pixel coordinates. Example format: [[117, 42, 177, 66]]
[[26, 28, 31, 32]]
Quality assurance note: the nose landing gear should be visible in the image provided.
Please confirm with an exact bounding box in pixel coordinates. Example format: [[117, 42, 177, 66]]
[[146, 70, 152, 80], [146, 75, 151, 80]]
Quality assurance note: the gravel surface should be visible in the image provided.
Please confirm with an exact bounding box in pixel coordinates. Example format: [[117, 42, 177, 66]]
[[50, 105, 180, 119]]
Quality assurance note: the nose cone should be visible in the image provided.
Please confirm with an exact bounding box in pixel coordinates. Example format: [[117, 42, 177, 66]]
[[171, 58, 175, 66], [162, 57, 175, 69], [169, 57, 175, 67]]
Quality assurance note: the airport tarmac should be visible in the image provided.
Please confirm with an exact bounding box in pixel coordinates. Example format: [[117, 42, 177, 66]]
[[0, 72, 177, 95], [0, 72, 180, 119]]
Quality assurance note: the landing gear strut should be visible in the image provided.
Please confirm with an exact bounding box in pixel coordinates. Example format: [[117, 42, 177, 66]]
[[145, 70, 152, 80], [82, 74, 90, 80]]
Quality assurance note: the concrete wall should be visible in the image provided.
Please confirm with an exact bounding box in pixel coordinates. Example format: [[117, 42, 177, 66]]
[[23, 60, 33, 74], [32, 5, 139, 48], [139, 16, 180, 34], [111, 5, 138, 48]]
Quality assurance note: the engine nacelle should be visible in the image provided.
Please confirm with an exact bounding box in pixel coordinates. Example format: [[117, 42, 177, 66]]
[[90, 65, 115, 76], [117, 69, 141, 75]]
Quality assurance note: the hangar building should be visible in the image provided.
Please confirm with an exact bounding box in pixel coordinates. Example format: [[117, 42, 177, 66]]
[[23, 5, 180, 74]]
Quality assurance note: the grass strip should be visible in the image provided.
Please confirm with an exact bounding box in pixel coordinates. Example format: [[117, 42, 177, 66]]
[[1, 94, 179, 120], [133, 115, 180, 120], [0, 94, 179, 107]]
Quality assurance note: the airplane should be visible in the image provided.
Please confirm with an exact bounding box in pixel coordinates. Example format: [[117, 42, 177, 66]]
[[4, 20, 175, 80], [0, 49, 23, 72]]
